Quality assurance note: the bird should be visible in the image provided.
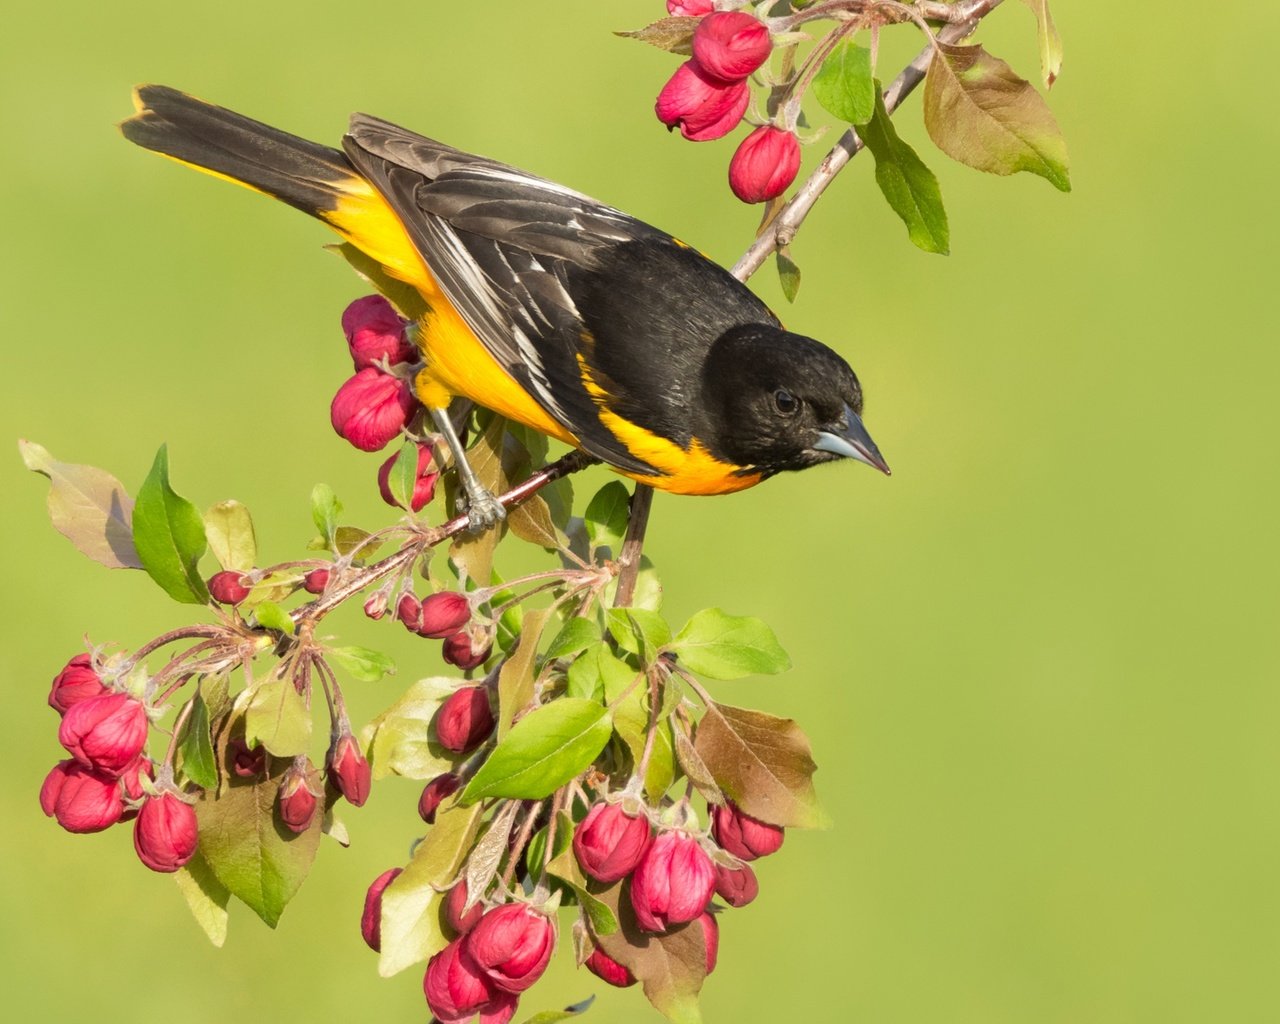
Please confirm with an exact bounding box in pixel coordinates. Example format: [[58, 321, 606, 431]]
[[121, 85, 889, 527]]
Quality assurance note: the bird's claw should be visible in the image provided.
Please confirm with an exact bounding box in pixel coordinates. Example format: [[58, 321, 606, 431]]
[[462, 488, 506, 533]]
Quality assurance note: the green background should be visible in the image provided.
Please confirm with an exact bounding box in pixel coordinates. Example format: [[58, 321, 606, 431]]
[[2, 2, 1274, 1021]]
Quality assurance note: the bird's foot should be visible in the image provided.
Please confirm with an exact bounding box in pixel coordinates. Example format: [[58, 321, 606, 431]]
[[461, 487, 506, 533]]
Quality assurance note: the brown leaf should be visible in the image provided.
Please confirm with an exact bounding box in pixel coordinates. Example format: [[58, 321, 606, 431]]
[[465, 800, 519, 907], [615, 16, 699, 56], [693, 701, 828, 829], [674, 727, 723, 806], [497, 607, 552, 738]]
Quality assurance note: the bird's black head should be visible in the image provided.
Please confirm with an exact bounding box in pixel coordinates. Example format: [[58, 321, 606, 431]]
[[698, 323, 890, 477]]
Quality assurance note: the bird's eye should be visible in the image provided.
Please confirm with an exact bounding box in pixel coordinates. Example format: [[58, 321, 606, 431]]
[[773, 388, 799, 415]]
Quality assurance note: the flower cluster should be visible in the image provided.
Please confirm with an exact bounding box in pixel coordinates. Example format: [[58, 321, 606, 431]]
[[654, 3, 801, 203], [330, 295, 421, 453]]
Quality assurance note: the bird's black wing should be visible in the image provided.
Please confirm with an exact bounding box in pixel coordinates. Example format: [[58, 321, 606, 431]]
[[342, 115, 671, 475]]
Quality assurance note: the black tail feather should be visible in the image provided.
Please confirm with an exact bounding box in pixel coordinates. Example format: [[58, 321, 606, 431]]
[[121, 85, 354, 217]]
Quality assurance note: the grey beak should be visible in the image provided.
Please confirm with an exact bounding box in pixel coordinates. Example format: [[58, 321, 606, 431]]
[[814, 404, 891, 476]]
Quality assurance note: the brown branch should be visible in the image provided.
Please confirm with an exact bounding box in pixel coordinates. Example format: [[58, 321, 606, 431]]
[[612, 483, 655, 609]]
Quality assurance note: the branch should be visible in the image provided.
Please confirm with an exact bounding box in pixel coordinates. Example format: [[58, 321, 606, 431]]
[[732, 0, 1007, 279]]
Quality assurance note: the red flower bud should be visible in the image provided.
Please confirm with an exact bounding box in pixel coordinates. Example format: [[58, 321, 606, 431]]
[[58, 691, 148, 777], [419, 772, 463, 824], [364, 593, 389, 620], [48, 653, 106, 715], [585, 946, 636, 988], [119, 754, 153, 804], [228, 737, 265, 778], [572, 801, 653, 884], [445, 878, 484, 935], [419, 592, 471, 639], [361, 867, 402, 952], [655, 60, 750, 141], [133, 791, 198, 872], [278, 762, 320, 833], [397, 593, 423, 632], [466, 903, 556, 993], [342, 294, 416, 370], [629, 830, 716, 933], [40, 759, 124, 833], [424, 939, 514, 1024], [698, 912, 719, 975], [668, 0, 713, 14], [728, 125, 801, 204], [208, 570, 252, 605], [329, 368, 417, 452], [692, 12, 772, 82], [436, 686, 495, 754], [711, 800, 784, 860], [327, 732, 372, 807], [378, 442, 439, 512], [713, 861, 758, 907], [442, 631, 491, 672], [303, 568, 331, 594]]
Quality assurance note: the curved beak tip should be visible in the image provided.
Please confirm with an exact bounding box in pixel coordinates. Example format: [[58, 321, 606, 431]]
[[814, 405, 890, 478]]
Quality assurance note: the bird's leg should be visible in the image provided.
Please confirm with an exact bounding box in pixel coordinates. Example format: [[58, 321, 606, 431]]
[[429, 406, 506, 532]]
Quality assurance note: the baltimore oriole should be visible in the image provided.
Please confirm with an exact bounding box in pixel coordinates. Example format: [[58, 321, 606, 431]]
[[121, 86, 889, 526]]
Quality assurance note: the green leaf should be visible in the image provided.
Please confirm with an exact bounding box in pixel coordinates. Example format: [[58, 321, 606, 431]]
[[19, 440, 141, 569], [310, 484, 341, 550], [615, 16, 699, 55], [602, 554, 664, 612], [252, 599, 295, 636], [776, 248, 801, 303], [613, 684, 676, 801], [196, 744, 322, 928], [132, 445, 209, 604], [244, 679, 312, 758], [174, 849, 230, 947], [813, 37, 875, 124], [608, 609, 672, 665], [328, 645, 396, 683], [1022, 0, 1063, 87], [203, 500, 257, 572], [360, 677, 456, 781], [385, 440, 420, 511], [526, 810, 574, 879], [694, 701, 827, 829], [857, 88, 949, 254], [518, 999, 596, 1024], [670, 608, 790, 680], [923, 42, 1070, 191], [546, 618, 602, 661], [497, 607, 552, 738], [584, 481, 630, 554], [379, 797, 482, 977], [178, 693, 218, 790], [462, 698, 613, 802], [546, 841, 619, 936]]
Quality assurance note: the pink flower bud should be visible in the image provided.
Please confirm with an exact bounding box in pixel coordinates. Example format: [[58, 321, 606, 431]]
[[208, 570, 252, 605], [378, 442, 439, 512], [419, 772, 463, 824], [710, 800, 784, 860], [629, 830, 716, 933], [40, 759, 124, 833], [58, 691, 148, 777], [728, 125, 801, 204], [329, 368, 417, 452], [133, 791, 198, 872], [342, 294, 416, 370], [278, 762, 320, 833], [419, 591, 472, 639], [445, 878, 484, 935], [303, 568, 330, 594], [573, 802, 653, 884], [442, 631, 491, 672], [692, 12, 772, 82], [48, 653, 106, 715], [713, 861, 758, 907], [436, 687, 495, 754], [668, 0, 713, 14], [327, 732, 371, 807], [361, 867, 402, 952], [655, 60, 750, 142], [585, 946, 637, 988], [466, 903, 556, 993], [397, 593, 423, 632], [363, 593, 389, 620], [119, 754, 153, 804], [424, 939, 513, 1024], [699, 912, 719, 975], [229, 737, 265, 778]]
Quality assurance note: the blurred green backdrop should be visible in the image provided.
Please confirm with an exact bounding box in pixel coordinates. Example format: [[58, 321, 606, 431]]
[[3, 2, 1275, 1021]]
